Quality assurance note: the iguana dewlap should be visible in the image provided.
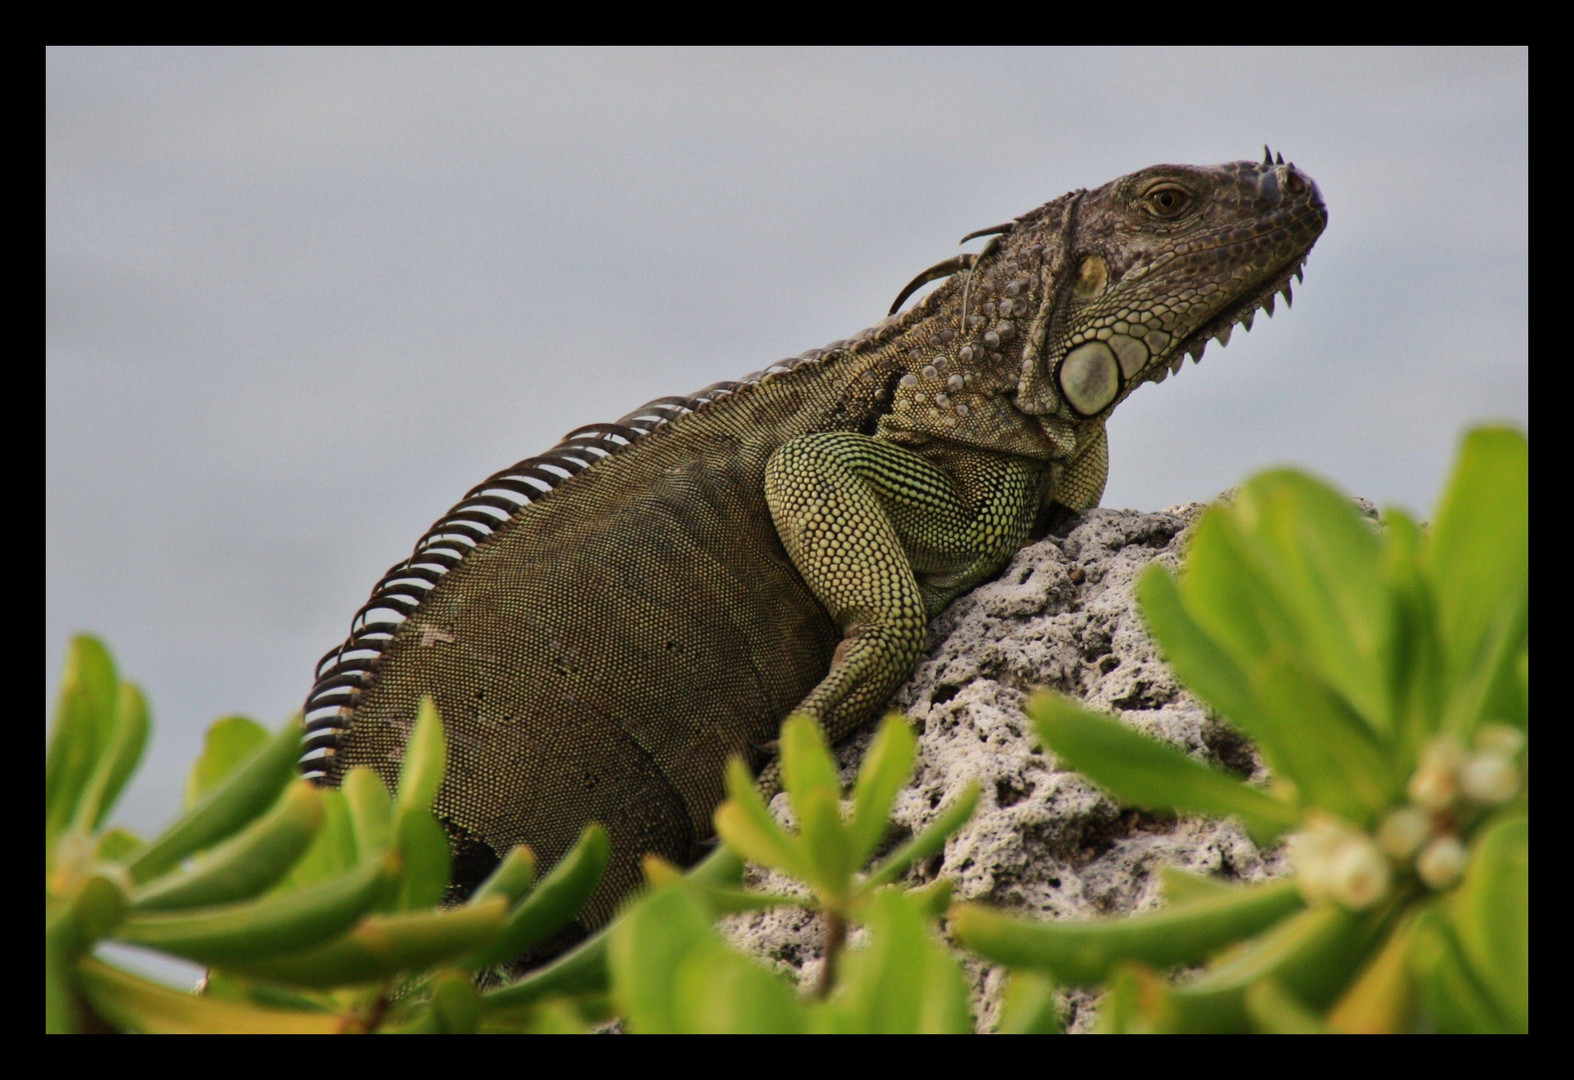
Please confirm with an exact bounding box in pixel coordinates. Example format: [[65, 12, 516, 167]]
[[302, 151, 1326, 941]]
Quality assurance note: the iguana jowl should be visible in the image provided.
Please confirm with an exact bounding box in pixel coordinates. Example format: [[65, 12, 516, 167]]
[[302, 150, 1326, 941]]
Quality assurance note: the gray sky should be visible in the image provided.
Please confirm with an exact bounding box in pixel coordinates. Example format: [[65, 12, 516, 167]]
[[47, 47, 1527, 838]]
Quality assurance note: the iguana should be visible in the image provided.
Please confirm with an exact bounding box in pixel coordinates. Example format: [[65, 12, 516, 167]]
[[301, 150, 1326, 953]]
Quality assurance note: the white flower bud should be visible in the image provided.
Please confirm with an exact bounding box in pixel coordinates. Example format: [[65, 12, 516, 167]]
[[1416, 835, 1468, 890], [1473, 723, 1524, 759], [1325, 834, 1392, 910], [1376, 806, 1431, 860], [1460, 755, 1520, 805], [1420, 735, 1469, 772], [1408, 736, 1468, 810], [1288, 816, 1345, 903], [1407, 767, 1456, 810]]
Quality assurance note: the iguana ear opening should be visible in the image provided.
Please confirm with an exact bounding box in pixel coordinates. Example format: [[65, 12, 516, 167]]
[[1073, 254, 1108, 300]]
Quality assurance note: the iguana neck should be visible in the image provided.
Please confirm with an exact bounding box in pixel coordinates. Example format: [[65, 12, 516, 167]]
[[863, 189, 1086, 463]]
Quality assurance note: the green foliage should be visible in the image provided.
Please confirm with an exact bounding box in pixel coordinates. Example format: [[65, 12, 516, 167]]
[[46, 424, 1527, 1033], [607, 713, 985, 1033], [715, 714, 979, 908], [953, 426, 1528, 1032], [43, 639, 613, 1033]]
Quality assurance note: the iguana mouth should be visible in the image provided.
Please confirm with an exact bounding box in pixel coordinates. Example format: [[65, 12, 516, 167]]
[[1156, 239, 1321, 386], [1140, 170, 1328, 388]]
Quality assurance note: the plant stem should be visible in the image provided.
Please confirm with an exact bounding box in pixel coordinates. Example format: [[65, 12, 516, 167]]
[[815, 910, 847, 999]]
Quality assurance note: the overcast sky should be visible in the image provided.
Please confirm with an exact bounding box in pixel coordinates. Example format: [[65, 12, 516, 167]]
[[47, 47, 1527, 837]]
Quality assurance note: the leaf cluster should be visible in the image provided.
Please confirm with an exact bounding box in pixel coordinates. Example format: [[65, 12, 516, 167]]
[[606, 714, 1003, 1032], [45, 425, 1527, 1034], [952, 427, 1528, 1032], [45, 655, 613, 1033]]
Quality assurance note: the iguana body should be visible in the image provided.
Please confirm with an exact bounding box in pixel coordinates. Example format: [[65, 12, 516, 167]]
[[303, 152, 1326, 942]]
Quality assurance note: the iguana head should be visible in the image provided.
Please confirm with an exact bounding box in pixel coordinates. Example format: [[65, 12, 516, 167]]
[[1020, 149, 1326, 420], [884, 149, 1326, 454]]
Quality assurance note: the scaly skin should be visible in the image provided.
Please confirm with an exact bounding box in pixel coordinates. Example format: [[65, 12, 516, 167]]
[[302, 152, 1327, 949]]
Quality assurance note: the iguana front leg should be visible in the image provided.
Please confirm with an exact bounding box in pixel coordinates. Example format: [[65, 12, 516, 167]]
[[764, 431, 1044, 743]]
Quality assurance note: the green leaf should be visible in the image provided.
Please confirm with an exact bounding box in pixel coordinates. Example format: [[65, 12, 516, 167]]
[[45, 637, 120, 847], [1174, 508, 1286, 673], [1134, 573, 1402, 827], [1447, 812, 1527, 1032], [47, 871, 127, 960], [127, 717, 305, 884], [951, 879, 1303, 985], [995, 971, 1063, 1034], [1228, 470, 1393, 735], [1515, 650, 1528, 720], [1245, 658, 1400, 827], [687, 843, 749, 889], [1440, 603, 1528, 744], [904, 877, 954, 920], [130, 780, 324, 912], [366, 702, 450, 913], [865, 782, 979, 888], [847, 714, 917, 866], [796, 787, 853, 898], [463, 822, 610, 969], [480, 996, 603, 1034], [391, 809, 452, 912], [1158, 866, 1236, 903], [1379, 508, 1449, 756], [341, 766, 394, 863], [827, 888, 972, 1033], [394, 697, 447, 816], [468, 846, 537, 908], [610, 881, 720, 1032], [431, 970, 482, 1033], [1408, 908, 1510, 1033], [1243, 980, 1327, 1033], [672, 939, 809, 1033], [94, 827, 143, 863], [482, 847, 744, 1014], [115, 853, 397, 967], [73, 682, 150, 832], [1091, 966, 1174, 1033], [279, 785, 357, 891], [1145, 536, 1402, 829], [1324, 913, 1417, 1033], [184, 716, 269, 808], [44, 920, 77, 1033], [715, 757, 808, 880], [222, 895, 507, 988], [1028, 692, 1299, 842], [1169, 899, 1395, 1031], [1137, 566, 1291, 758], [198, 971, 337, 1013], [1152, 474, 1405, 753], [482, 934, 611, 1015], [1422, 428, 1528, 728], [779, 712, 842, 806], [75, 956, 341, 1034]]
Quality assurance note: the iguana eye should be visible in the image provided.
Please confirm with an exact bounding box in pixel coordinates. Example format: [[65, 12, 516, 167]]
[[1142, 184, 1192, 218]]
